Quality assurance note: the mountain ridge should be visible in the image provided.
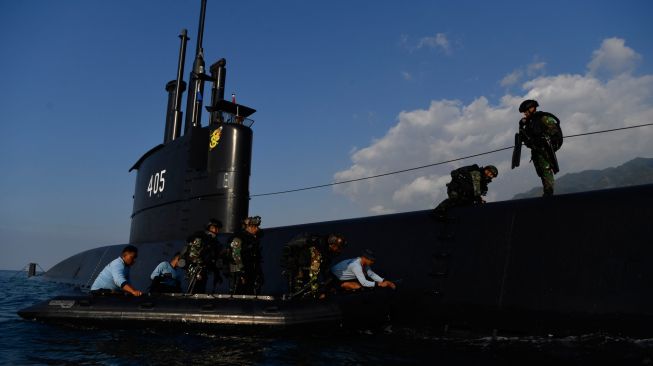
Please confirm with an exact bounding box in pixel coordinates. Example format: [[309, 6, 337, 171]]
[[512, 157, 653, 199]]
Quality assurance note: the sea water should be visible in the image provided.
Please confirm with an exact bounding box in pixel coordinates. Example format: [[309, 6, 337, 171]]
[[1, 270, 651, 365]]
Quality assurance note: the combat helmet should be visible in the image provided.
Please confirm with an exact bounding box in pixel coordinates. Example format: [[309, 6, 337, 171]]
[[519, 99, 539, 113], [327, 233, 346, 248], [484, 165, 498, 177], [243, 216, 262, 227], [206, 218, 222, 230]]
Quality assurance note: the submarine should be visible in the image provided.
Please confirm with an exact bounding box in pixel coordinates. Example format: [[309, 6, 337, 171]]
[[18, 0, 653, 336]]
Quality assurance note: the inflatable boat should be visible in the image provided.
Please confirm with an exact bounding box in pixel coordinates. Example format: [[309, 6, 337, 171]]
[[18, 293, 343, 328]]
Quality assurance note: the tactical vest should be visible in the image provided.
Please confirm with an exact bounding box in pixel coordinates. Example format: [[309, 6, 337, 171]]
[[451, 164, 480, 181]]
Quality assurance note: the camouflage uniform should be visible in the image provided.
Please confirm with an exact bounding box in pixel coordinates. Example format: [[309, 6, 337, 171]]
[[226, 230, 263, 295], [519, 112, 561, 196], [433, 164, 495, 217], [180, 230, 222, 294], [280, 233, 343, 298]]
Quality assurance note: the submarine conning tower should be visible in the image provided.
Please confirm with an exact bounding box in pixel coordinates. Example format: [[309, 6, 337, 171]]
[[128, 0, 256, 242]]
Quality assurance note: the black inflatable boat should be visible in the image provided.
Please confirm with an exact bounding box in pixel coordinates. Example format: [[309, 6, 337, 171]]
[[18, 293, 343, 328]]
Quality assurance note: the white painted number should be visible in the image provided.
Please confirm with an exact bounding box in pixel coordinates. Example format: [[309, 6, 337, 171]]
[[147, 169, 167, 197]]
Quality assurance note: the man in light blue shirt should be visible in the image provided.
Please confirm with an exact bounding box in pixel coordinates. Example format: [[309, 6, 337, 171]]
[[150, 252, 182, 293], [90, 245, 143, 296], [331, 249, 396, 291]]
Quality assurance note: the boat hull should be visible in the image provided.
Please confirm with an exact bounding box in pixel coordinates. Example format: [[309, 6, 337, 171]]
[[18, 293, 342, 328]]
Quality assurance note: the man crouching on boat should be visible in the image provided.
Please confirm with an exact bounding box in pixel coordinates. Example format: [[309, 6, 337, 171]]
[[90, 245, 143, 296], [330, 249, 396, 291]]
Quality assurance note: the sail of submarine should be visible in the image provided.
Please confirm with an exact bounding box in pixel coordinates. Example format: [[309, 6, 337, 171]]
[[29, 0, 653, 335]]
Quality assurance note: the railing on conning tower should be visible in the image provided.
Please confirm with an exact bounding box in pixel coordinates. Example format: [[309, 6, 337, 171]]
[[215, 111, 255, 127], [207, 98, 256, 128]]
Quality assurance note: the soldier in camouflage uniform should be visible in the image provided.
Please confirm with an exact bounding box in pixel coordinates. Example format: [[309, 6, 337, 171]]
[[226, 216, 263, 295], [518, 100, 563, 196], [179, 219, 223, 294], [280, 233, 346, 298], [433, 164, 498, 218]]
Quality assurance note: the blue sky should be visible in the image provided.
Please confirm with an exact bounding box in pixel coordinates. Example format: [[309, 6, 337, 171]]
[[1, 0, 652, 270]]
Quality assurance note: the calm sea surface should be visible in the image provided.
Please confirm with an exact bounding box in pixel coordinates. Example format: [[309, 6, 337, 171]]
[[1, 270, 652, 365]]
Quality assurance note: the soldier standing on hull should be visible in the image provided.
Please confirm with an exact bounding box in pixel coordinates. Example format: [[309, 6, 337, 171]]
[[433, 164, 498, 219], [515, 99, 563, 196], [179, 219, 223, 294], [227, 216, 263, 295]]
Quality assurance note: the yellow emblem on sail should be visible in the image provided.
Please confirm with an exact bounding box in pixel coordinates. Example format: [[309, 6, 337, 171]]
[[209, 126, 223, 150]]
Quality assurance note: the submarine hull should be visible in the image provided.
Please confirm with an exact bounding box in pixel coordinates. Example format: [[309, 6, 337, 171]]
[[39, 184, 653, 336]]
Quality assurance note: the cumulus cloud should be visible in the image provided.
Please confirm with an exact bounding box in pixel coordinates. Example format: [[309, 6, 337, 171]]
[[587, 37, 641, 77], [334, 38, 653, 214]]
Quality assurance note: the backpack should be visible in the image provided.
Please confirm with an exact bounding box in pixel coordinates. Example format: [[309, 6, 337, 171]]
[[280, 233, 312, 270], [450, 164, 480, 184]]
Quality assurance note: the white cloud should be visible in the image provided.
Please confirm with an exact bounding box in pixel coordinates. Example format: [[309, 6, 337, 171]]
[[401, 71, 413, 81], [392, 175, 448, 205], [501, 70, 523, 87], [527, 62, 546, 76], [334, 38, 653, 214], [369, 205, 395, 215], [501, 61, 547, 87], [416, 33, 451, 54], [587, 37, 641, 77]]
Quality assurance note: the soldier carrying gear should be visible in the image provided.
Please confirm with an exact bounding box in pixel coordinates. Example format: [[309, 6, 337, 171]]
[[179, 219, 224, 294], [226, 216, 263, 295], [432, 164, 497, 219], [280, 233, 346, 299], [515, 99, 563, 196]]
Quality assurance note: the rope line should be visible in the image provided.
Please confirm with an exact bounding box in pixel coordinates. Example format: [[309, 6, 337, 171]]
[[251, 122, 653, 198]]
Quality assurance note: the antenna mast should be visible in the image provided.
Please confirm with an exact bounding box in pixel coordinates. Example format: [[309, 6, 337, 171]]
[[184, 0, 208, 133]]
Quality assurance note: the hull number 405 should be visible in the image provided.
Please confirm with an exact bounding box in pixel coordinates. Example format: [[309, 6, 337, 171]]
[[147, 170, 166, 197]]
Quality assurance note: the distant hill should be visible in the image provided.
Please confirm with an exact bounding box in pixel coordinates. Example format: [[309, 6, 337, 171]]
[[512, 157, 653, 199]]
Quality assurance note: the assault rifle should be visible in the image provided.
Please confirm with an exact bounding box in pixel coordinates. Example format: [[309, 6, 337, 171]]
[[185, 265, 203, 294], [511, 132, 522, 169]]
